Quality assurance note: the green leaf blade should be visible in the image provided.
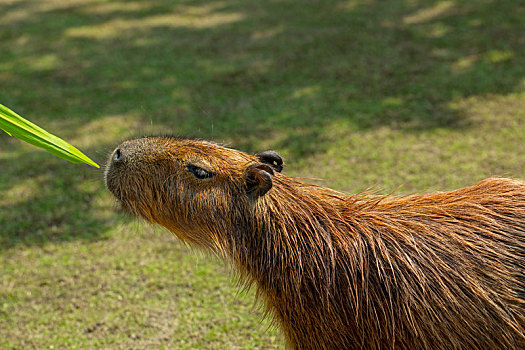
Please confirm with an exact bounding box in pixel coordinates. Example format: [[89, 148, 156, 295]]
[[0, 104, 100, 168]]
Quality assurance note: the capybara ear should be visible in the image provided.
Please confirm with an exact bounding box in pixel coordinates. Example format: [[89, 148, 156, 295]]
[[256, 151, 284, 172], [245, 163, 274, 198]]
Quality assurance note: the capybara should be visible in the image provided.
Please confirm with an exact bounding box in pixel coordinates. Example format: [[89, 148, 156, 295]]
[[105, 136, 525, 349]]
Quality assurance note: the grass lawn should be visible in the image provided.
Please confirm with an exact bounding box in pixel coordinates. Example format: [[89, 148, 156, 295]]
[[1, 0, 524, 348]]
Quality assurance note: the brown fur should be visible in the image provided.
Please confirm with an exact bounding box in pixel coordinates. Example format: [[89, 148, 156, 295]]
[[105, 136, 525, 349]]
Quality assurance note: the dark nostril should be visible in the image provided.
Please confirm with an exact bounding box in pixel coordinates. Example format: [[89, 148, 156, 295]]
[[113, 148, 122, 162]]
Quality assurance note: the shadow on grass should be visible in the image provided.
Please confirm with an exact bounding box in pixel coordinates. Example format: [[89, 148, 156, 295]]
[[0, 0, 524, 246], [0, 138, 118, 250]]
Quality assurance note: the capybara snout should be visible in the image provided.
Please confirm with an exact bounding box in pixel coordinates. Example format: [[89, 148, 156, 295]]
[[105, 138, 175, 206]]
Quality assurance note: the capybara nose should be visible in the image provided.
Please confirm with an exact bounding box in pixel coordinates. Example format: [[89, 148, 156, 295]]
[[113, 148, 123, 163]]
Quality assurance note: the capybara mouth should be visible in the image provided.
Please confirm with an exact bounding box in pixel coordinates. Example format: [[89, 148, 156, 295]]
[[104, 171, 131, 213], [105, 172, 146, 217]]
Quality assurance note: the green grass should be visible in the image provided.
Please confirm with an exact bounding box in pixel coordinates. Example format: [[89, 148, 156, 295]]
[[1, 0, 524, 348]]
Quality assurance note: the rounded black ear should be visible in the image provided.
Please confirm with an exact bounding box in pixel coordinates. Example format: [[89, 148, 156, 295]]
[[256, 151, 283, 172], [245, 163, 274, 198]]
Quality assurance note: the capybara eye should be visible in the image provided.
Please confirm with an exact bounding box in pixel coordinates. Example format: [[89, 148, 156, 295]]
[[114, 149, 122, 161], [186, 164, 215, 179]]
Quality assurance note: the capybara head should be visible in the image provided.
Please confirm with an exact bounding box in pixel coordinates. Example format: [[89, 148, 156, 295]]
[[105, 136, 284, 250]]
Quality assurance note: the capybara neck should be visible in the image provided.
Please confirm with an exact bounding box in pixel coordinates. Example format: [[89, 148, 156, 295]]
[[105, 136, 525, 350], [234, 177, 348, 291]]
